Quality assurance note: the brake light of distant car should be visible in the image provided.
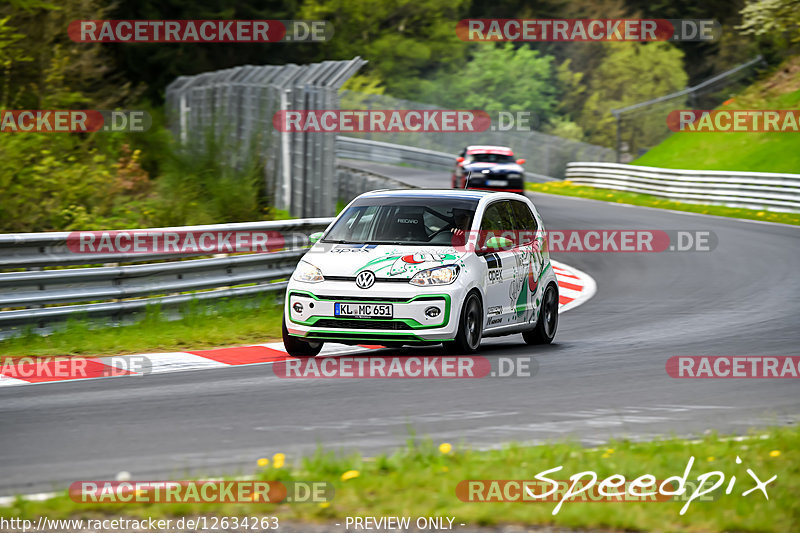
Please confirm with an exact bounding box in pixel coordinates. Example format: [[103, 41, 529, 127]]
[[293, 261, 324, 283], [409, 265, 460, 286]]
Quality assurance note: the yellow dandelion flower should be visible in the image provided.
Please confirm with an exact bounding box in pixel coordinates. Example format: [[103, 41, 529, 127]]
[[601, 453, 610, 459], [319, 502, 331, 509], [341, 470, 360, 481], [707, 456, 715, 462], [606, 448, 615, 454], [439, 442, 453, 454], [770, 450, 781, 457], [273, 453, 286, 468], [257, 457, 269, 467]]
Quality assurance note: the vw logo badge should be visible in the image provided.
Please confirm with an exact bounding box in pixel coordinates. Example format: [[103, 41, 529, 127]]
[[355, 270, 376, 289]]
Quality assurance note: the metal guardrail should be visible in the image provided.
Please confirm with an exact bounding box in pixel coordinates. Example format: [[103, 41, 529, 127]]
[[338, 91, 616, 179], [335, 136, 556, 184], [336, 136, 454, 171], [0, 219, 333, 338], [565, 162, 800, 212], [0, 157, 431, 338], [336, 162, 419, 204]]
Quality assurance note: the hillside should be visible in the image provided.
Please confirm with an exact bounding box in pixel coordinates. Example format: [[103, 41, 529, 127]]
[[634, 57, 800, 173]]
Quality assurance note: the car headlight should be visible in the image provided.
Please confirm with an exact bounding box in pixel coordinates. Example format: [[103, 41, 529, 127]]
[[409, 265, 460, 286], [293, 261, 324, 283]]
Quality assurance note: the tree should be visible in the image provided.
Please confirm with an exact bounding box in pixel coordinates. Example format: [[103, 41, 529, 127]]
[[417, 43, 558, 121], [579, 42, 688, 151], [738, 0, 800, 44], [300, 0, 470, 99]]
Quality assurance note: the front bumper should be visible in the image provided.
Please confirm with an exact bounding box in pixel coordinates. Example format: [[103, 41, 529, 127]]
[[284, 281, 460, 344]]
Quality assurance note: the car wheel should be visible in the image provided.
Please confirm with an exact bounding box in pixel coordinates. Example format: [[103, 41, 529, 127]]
[[282, 316, 323, 357], [443, 292, 483, 354], [523, 283, 558, 345]]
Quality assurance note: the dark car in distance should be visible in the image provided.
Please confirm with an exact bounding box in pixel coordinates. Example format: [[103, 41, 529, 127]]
[[452, 145, 526, 194]]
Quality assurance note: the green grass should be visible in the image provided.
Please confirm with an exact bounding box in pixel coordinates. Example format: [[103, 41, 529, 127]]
[[526, 181, 800, 226], [0, 296, 283, 360], [3, 426, 797, 532], [633, 58, 800, 173]]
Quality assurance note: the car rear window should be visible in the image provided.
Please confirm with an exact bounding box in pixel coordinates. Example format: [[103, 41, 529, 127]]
[[469, 153, 514, 163]]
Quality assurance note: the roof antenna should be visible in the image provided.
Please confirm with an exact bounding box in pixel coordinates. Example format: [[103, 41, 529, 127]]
[[464, 170, 472, 190]]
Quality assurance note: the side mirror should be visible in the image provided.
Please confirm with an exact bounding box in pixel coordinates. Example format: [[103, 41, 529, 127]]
[[309, 231, 324, 244], [484, 236, 514, 251], [516, 158, 526, 165], [456, 156, 465, 163]]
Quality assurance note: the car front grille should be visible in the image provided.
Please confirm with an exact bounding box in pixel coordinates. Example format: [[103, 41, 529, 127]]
[[313, 319, 412, 330]]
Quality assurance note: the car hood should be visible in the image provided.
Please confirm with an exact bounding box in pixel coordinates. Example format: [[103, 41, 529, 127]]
[[304, 243, 465, 280], [462, 161, 524, 173]]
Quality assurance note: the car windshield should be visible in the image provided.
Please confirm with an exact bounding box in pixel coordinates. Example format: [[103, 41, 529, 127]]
[[322, 197, 478, 246], [469, 153, 514, 163]]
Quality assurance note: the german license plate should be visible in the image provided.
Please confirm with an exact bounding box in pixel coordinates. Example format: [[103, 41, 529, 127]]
[[486, 179, 508, 187], [334, 303, 393, 318]]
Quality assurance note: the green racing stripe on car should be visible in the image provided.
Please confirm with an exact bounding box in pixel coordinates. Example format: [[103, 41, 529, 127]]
[[298, 331, 455, 343], [287, 290, 451, 329]]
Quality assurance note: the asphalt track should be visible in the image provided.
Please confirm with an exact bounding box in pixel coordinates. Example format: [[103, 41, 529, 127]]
[[1, 163, 799, 496]]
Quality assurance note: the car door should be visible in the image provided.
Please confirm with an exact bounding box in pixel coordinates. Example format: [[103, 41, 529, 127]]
[[478, 200, 519, 328], [510, 199, 543, 325]]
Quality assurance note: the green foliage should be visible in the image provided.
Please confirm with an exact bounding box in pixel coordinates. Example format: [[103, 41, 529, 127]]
[[0, 0, 137, 109], [579, 42, 688, 150], [300, 0, 470, 98], [417, 43, 558, 119], [738, 0, 800, 45], [527, 180, 800, 226], [544, 117, 585, 141], [149, 129, 273, 227], [634, 56, 800, 174], [5, 426, 798, 532], [0, 133, 119, 232], [0, 295, 284, 358], [340, 73, 386, 96]]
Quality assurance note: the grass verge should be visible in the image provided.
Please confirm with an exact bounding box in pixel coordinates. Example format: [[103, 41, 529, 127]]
[[526, 181, 800, 226], [0, 296, 283, 360], [3, 426, 796, 532], [632, 58, 800, 173]]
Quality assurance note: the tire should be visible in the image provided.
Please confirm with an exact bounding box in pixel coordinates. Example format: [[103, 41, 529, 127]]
[[523, 283, 558, 345], [443, 292, 483, 354], [282, 316, 323, 357]]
